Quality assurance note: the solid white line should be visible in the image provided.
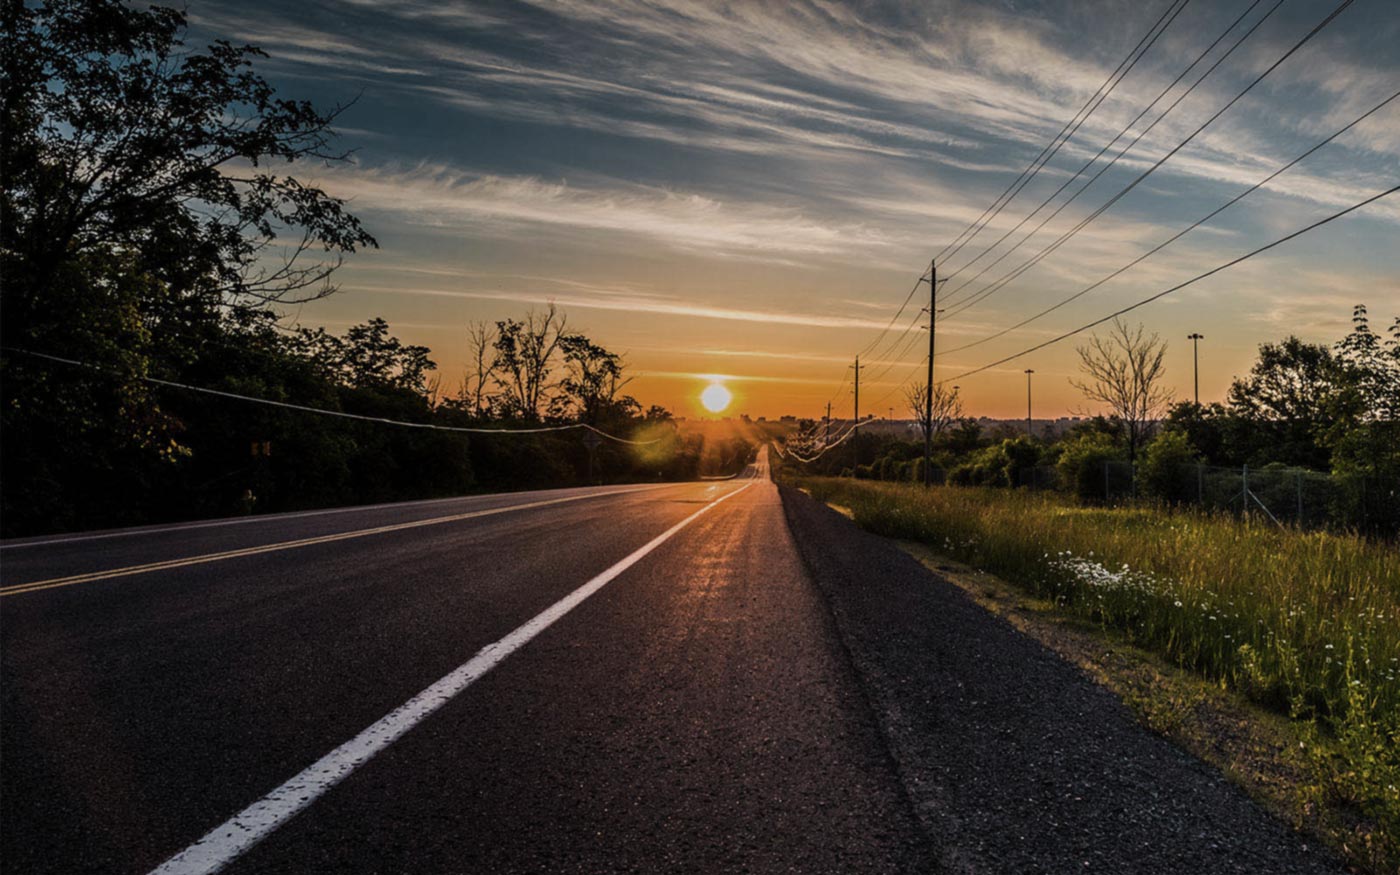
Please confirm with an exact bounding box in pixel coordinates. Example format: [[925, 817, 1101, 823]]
[[0, 483, 672, 551], [147, 480, 755, 875]]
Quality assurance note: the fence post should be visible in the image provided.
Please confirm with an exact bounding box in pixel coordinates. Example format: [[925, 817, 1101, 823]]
[[1296, 470, 1303, 527], [1197, 462, 1204, 505], [1242, 464, 1249, 519], [1104, 461, 1110, 503]]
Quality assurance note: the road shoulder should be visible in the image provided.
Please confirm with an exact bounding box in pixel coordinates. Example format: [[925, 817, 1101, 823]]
[[778, 484, 1343, 875]]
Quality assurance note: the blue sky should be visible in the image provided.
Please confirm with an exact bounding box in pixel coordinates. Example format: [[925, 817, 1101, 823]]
[[192, 0, 1400, 418]]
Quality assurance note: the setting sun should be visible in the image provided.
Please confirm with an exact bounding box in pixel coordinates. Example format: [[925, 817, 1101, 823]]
[[700, 382, 732, 413]]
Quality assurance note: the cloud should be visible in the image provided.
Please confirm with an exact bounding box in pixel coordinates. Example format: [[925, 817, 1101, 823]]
[[347, 281, 904, 330], [322, 163, 891, 261]]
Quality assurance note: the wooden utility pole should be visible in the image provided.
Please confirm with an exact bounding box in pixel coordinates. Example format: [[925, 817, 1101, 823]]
[[850, 356, 866, 426], [923, 259, 936, 487]]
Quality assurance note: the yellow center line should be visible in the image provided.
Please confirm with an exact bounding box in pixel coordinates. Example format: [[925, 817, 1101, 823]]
[[0, 486, 669, 598]]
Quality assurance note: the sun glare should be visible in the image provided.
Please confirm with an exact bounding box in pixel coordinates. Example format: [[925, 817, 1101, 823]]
[[700, 382, 732, 413]]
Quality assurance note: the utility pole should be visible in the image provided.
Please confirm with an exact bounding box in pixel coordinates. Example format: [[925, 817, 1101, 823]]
[[923, 259, 936, 486], [1024, 369, 1035, 438], [1187, 333, 1204, 406], [850, 356, 866, 425], [825, 401, 832, 444]]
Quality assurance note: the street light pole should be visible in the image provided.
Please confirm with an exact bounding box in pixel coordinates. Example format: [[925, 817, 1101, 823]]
[[1187, 333, 1204, 406], [1024, 369, 1035, 438]]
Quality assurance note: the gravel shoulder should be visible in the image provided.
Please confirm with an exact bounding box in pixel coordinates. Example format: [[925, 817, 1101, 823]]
[[779, 485, 1345, 875]]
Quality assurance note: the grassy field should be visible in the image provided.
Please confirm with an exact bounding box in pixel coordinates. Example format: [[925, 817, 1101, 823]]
[[794, 476, 1400, 871]]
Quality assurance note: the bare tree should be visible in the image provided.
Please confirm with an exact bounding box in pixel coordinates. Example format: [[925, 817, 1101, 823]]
[[491, 304, 569, 421], [459, 321, 497, 418], [903, 382, 962, 444], [1071, 319, 1172, 462]]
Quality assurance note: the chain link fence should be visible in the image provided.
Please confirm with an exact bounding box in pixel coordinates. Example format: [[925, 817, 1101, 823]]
[[1011, 461, 1395, 534], [1166, 463, 1396, 533]]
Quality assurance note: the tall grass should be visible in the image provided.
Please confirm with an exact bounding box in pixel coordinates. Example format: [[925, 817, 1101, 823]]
[[799, 477, 1400, 864]]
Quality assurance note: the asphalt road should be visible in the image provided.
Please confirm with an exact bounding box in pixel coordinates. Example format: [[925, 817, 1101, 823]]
[[0, 448, 1340, 873], [1, 451, 926, 874]]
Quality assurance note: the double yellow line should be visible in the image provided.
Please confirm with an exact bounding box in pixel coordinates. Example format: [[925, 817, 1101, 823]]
[[0, 488, 661, 599]]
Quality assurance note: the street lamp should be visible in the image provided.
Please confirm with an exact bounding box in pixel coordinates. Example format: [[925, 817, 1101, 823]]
[[1024, 369, 1035, 438], [1187, 333, 1204, 406]]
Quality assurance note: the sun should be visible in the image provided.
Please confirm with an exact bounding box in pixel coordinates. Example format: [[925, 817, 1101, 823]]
[[700, 382, 732, 413]]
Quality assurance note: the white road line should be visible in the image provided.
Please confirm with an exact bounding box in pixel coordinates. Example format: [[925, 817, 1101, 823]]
[[0, 483, 671, 551], [148, 479, 755, 875]]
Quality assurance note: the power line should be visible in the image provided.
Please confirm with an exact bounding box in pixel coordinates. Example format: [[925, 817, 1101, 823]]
[[939, 0, 1272, 287], [6, 349, 665, 446], [937, 88, 1400, 358], [935, 0, 1190, 268], [782, 419, 873, 463], [939, 0, 1355, 318], [855, 267, 930, 360], [858, 307, 927, 385], [939, 0, 1286, 312], [947, 183, 1400, 381], [836, 0, 1190, 416], [864, 356, 928, 413]]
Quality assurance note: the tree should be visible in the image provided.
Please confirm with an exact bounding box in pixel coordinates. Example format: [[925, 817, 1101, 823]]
[[1071, 319, 1172, 463], [1333, 304, 1400, 422], [293, 318, 436, 394], [1, 0, 375, 322], [903, 381, 962, 445], [492, 305, 569, 421], [1225, 336, 1357, 469], [458, 321, 498, 418], [0, 0, 374, 532], [556, 334, 633, 424]]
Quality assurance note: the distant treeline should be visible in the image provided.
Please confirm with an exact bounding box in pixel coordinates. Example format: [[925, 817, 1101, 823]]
[[783, 308, 1400, 536], [0, 308, 757, 537], [0, 1, 753, 537]]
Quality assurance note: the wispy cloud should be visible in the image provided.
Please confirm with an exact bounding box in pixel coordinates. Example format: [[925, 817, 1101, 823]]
[[347, 281, 901, 330], [322, 163, 890, 261]]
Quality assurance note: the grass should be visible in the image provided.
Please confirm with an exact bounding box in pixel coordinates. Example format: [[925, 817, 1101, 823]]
[[795, 476, 1400, 873]]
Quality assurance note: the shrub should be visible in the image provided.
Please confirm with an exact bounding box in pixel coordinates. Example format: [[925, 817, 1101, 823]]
[[949, 437, 1041, 487], [1057, 432, 1124, 502], [1140, 431, 1200, 505]]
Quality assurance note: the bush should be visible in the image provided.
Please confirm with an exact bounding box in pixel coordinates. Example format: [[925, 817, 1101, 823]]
[[1140, 431, 1200, 505], [1057, 432, 1124, 503], [950, 437, 1041, 487]]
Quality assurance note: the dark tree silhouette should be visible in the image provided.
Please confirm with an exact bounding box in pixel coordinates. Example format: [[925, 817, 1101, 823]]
[[0, 0, 376, 532]]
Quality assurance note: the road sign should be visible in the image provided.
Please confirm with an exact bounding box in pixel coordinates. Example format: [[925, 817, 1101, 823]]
[[581, 431, 603, 450]]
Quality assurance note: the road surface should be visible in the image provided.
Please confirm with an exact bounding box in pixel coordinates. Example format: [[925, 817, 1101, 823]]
[[1, 448, 1340, 873]]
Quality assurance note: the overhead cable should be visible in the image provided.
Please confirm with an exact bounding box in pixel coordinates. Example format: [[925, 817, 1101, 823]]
[[947, 183, 1400, 381], [5, 349, 665, 445]]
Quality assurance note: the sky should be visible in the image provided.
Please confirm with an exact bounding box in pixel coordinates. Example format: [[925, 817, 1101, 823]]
[[190, 0, 1400, 420]]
